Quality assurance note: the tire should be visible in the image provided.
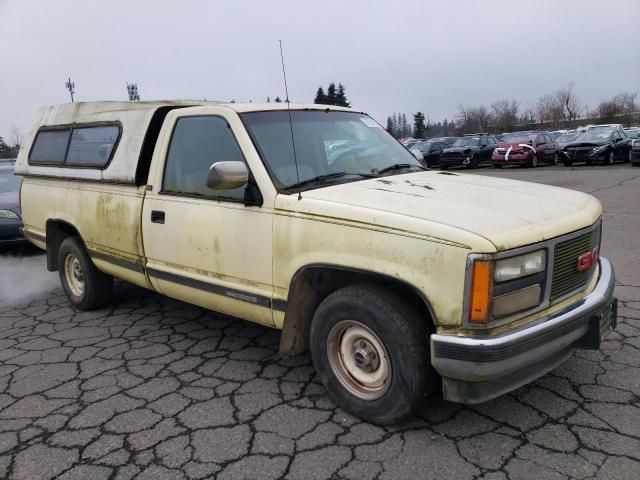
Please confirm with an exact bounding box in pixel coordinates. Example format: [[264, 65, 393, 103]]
[[529, 154, 538, 168], [58, 237, 113, 310], [440, 164, 449, 170], [563, 160, 573, 167], [607, 151, 615, 165], [471, 155, 479, 168], [310, 284, 435, 425], [633, 162, 640, 167], [626, 150, 632, 163], [552, 153, 559, 165], [493, 164, 502, 169]]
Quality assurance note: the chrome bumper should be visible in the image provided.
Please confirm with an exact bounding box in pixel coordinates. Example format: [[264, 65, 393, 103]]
[[431, 257, 616, 404]]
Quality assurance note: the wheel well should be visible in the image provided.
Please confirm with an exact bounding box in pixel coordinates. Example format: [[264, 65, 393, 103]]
[[45, 220, 81, 271], [278, 266, 437, 356]]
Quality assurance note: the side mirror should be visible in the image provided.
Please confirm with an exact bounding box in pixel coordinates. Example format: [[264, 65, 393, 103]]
[[206, 161, 248, 190]]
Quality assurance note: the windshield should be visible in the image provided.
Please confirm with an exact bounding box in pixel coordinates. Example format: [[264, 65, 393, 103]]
[[557, 133, 580, 143], [503, 134, 536, 144], [241, 111, 421, 190], [0, 169, 21, 194], [575, 131, 612, 142], [453, 137, 480, 147], [625, 129, 640, 139]]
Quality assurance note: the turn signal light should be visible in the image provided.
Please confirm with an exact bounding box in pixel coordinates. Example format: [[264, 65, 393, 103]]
[[470, 261, 491, 323]]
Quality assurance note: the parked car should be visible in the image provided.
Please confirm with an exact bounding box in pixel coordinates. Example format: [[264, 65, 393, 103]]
[[440, 134, 497, 169], [491, 132, 559, 168], [402, 139, 421, 150], [631, 138, 640, 166], [409, 140, 447, 167], [16, 101, 616, 424], [562, 128, 631, 166], [549, 130, 569, 141], [587, 124, 624, 132], [0, 161, 25, 246]]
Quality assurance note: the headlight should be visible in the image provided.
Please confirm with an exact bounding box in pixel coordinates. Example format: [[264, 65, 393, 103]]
[[0, 210, 20, 219], [494, 250, 546, 282], [468, 250, 546, 324], [493, 148, 499, 155], [592, 146, 604, 153]]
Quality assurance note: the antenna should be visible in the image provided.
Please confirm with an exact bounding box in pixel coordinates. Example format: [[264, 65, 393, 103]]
[[279, 40, 302, 200]]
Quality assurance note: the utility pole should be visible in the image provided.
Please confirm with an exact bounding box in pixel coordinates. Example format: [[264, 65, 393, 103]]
[[126, 82, 140, 101], [65, 77, 75, 103]]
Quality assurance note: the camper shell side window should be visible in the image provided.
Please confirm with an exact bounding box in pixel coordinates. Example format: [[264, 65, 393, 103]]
[[28, 122, 122, 169]]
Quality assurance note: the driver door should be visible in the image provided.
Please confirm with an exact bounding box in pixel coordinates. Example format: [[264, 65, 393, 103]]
[[142, 111, 274, 326]]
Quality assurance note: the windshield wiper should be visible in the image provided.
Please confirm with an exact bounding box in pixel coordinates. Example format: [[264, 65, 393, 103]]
[[285, 171, 376, 191], [375, 163, 427, 175]]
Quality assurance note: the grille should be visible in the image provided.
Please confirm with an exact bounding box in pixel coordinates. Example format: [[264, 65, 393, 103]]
[[567, 148, 591, 160], [443, 152, 463, 159], [550, 224, 601, 300]]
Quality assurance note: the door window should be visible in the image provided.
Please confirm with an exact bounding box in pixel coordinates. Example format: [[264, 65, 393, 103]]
[[162, 116, 248, 201]]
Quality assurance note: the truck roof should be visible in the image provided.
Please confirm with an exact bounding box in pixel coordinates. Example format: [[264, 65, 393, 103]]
[[33, 100, 353, 125], [14, 101, 355, 185]]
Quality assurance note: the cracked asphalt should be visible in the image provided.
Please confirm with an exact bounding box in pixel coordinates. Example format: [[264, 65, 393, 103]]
[[0, 165, 639, 480]]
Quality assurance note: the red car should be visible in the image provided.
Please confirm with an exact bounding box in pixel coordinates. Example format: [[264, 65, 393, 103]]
[[491, 132, 559, 168]]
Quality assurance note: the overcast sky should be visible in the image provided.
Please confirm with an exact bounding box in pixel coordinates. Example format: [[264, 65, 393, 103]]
[[1, 0, 639, 140]]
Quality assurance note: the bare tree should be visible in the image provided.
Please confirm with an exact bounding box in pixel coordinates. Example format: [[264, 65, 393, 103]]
[[491, 99, 519, 132], [9, 125, 24, 148], [536, 94, 563, 128], [557, 82, 580, 123], [596, 92, 638, 124]]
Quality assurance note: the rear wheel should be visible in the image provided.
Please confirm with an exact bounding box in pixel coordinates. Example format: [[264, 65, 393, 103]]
[[310, 285, 435, 424], [607, 151, 615, 165], [58, 237, 113, 310], [529, 154, 539, 168], [552, 153, 559, 165], [626, 150, 632, 163]]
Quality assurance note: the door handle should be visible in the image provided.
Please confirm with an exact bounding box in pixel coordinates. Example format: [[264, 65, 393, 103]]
[[151, 210, 165, 224]]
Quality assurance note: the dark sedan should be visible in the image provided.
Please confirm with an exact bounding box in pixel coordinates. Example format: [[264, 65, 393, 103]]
[[562, 129, 631, 166], [0, 162, 24, 246], [409, 140, 448, 168], [440, 135, 497, 169]]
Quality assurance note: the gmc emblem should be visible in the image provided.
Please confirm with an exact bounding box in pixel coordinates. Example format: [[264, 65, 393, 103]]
[[577, 247, 599, 272]]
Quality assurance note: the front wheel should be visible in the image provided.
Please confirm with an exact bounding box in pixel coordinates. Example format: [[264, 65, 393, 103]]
[[529, 154, 538, 168], [607, 151, 615, 165], [58, 237, 113, 310], [310, 285, 435, 424]]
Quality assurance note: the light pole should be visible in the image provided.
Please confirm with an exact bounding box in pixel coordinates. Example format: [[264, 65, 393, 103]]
[[65, 77, 75, 103], [126, 82, 140, 101]]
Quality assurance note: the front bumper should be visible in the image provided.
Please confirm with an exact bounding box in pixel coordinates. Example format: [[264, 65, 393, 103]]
[[491, 154, 532, 165], [431, 257, 616, 404]]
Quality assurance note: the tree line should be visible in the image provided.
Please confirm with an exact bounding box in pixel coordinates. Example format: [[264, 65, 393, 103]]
[[386, 83, 639, 139], [0, 126, 23, 159]]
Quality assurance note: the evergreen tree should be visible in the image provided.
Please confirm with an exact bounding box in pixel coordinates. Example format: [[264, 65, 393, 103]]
[[392, 113, 398, 138], [386, 116, 393, 135], [401, 114, 409, 137], [335, 83, 350, 107], [413, 112, 426, 138], [314, 87, 326, 104], [326, 83, 337, 105], [274, 96, 282, 103]]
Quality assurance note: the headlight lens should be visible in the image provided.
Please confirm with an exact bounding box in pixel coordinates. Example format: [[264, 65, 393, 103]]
[[0, 209, 20, 219], [592, 146, 603, 153], [469, 250, 547, 324], [494, 250, 546, 283]]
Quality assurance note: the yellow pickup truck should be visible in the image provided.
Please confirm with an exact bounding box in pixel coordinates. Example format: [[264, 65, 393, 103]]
[[15, 101, 616, 424]]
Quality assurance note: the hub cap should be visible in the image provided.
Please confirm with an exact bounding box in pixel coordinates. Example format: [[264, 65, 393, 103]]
[[326, 320, 391, 401], [64, 254, 85, 297]]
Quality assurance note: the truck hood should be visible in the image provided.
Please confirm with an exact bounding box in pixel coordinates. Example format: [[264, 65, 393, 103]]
[[292, 171, 601, 251]]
